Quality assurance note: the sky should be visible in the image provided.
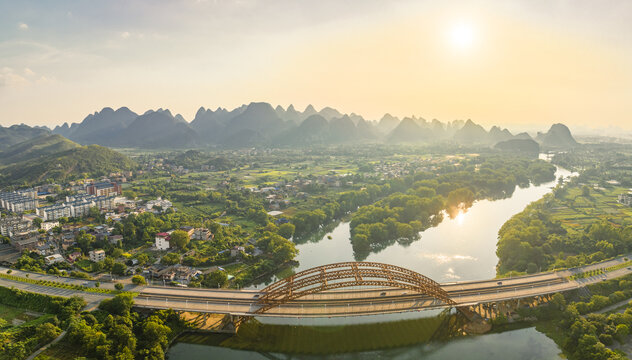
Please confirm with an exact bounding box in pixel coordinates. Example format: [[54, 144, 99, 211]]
[[1, 0, 632, 132]]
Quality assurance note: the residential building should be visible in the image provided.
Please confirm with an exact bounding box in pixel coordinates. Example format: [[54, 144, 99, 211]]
[[44, 253, 65, 265], [179, 226, 194, 238], [13, 237, 39, 252], [145, 197, 172, 212], [618, 193, 632, 206], [86, 182, 122, 197], [192, 228, 213, 241], [155, 233, 171, 250], [67, 251, 82, 263], [0, 191, 39, 213], [108, 235, 123, 245], [230, 245, 245, 257], [89, 249, 106, 262], [41, 221, 60, 231], [0, 216, 33, 237], [37, 195, 115, 221]]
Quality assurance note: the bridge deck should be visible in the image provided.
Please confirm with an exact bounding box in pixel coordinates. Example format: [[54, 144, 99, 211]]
[[135, 255, 632, 317]]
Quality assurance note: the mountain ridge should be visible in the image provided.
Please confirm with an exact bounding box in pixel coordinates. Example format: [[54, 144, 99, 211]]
[[46, 102, 578, 149]]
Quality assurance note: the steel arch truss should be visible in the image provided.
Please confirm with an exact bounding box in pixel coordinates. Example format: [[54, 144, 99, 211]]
[[254, 262, 455, 314]]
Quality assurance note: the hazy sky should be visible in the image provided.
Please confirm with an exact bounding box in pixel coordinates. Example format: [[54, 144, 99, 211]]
[[1, 0, 632, 130]]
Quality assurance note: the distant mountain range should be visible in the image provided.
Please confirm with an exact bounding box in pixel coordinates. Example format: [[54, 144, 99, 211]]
[[4, 102, 578, 150]]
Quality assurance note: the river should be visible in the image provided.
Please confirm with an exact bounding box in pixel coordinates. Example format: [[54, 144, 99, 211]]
[[262, 166, 574, 285], [167, 165, 573, 358]]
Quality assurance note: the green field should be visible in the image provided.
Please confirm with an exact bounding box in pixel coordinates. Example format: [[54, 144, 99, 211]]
[[0, 303, 54, 332], [550, 186, 632, 231]]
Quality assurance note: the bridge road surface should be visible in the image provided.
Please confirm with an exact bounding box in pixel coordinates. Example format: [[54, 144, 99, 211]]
[[134, 255, 632, 317], [0, 255, 630, 317]]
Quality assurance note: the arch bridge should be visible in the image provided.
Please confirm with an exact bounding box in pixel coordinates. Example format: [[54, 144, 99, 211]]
[[254, 261, 456, 314]]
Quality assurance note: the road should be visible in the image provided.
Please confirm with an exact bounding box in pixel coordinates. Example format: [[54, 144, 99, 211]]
[[1, 255, 630, 318], [133, 255, 632, 317]]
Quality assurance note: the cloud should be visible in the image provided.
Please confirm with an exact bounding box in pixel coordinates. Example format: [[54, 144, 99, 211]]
[[121, 31, 131, 39], [23, 68, 35, 76], [444, 267, 461, 280], [18, 22, 29, 30], [0, 67, 29, 87], [417, 252, 476, 264]]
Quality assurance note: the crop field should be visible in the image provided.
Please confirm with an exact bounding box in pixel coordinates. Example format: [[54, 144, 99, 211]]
[[550, 186, 632, 231]]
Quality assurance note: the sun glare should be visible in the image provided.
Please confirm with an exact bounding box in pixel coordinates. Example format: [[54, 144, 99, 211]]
[[456, 211, 465, 226], [448, 22, 475, 51]]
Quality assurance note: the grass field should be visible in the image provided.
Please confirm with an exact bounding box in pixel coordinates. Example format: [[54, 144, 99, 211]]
[[0, 303, 54, 332]]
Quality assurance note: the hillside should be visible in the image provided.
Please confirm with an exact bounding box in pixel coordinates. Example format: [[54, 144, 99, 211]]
[[536, 123, 578, 149], [0, 134, 79, 167], [0, 144, 136, 187], [0, 124, 50, 150]]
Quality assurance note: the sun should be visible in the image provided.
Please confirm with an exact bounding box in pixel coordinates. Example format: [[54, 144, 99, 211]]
[[448, 22, 476, 51]]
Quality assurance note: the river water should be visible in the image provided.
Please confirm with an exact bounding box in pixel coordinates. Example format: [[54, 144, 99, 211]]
[[167, 165, 573, 358], [265, 166, 574, 285]]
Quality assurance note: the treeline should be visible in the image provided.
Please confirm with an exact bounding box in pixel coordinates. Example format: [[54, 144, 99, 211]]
[[518, 275, 632, 360], [496, 194, 632, 274], [63, 293, 188, 360], [347, 158, 556, 259], [0, 287, 86, 360]]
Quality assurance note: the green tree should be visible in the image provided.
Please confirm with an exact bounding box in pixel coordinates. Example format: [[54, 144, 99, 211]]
[[278, 223, 295, 239], [132, 275, 147, 285], [170, 230, 190, 249], [161, 253, 180, 265], [203, 270, 228, 288], [98, 293, 134, 316], [115, 283, 124, 291], [112, 262, 127, 276], [35, 322, 62, 344]]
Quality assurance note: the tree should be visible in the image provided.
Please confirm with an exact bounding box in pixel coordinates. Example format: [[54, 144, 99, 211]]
[[112, 262, 127, 276], [136, 253, 149, 265], [33, 217, 43, 229], [161, 253, 180, 265], [35, 322, 62, 344], [115, 283, 124, 291], [278, 223, 295, 239], [170, 230, 190, 249], [98, 293, 134, 316], [202, 270, 227, 288], [132, 275, 147, 285]]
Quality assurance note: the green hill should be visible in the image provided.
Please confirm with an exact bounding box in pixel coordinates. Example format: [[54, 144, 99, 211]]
[[0, 134, 80, 167], [0, 144, 137, 187], [0, 124, 50, 150]]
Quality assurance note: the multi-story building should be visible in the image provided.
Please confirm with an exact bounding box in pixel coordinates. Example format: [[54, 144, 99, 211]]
[[192, 228, 213, 241], [41, 221, 60, 231], [44, 253, 65, 265], [37, 195, 115, 221], [155, 233, 171, 250], [0, 216, 33, 237], [89, 249, 106, 262], [0, 191, 39, 213], [86, 182, 122, 197], [37, 204, 72, 221]]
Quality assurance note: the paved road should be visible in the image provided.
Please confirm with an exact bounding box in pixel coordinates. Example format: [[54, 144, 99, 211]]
[[2, 255, 631, 318], [0, 276, 111, 309], [0, 267, 144, 292], [133, 255, 632, 317]]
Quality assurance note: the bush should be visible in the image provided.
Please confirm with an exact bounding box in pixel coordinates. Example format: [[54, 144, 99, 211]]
[[132, 275, 147, 285], [115, 283, 124, 291]]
